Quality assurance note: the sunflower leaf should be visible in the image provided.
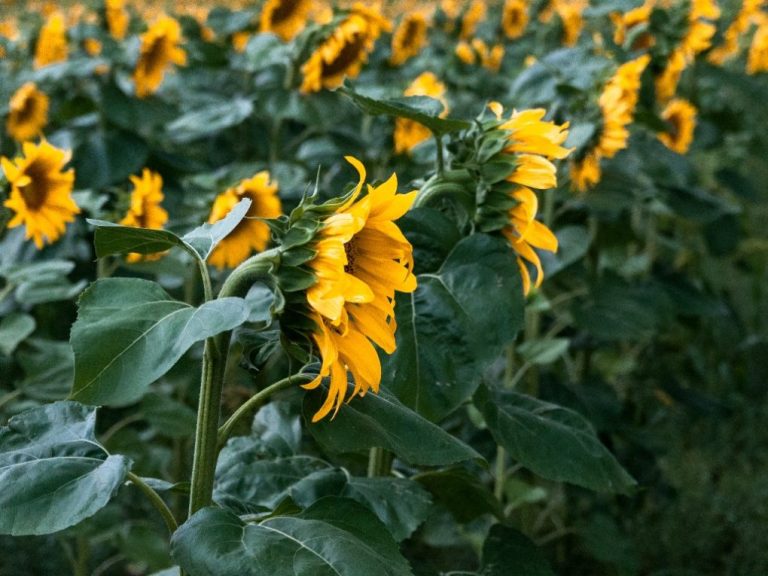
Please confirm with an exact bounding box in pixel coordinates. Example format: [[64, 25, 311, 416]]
[[182, 198, 252, 260], [340, 85, 471, 134], [0, 401, 131, 536], [474, 384, 637, 494], [171, 498, 414, 576], [479, 524, 556, 576], [89, 219, 186, 259], [383, 233, 525, 422], [70, 278, 250, 406]]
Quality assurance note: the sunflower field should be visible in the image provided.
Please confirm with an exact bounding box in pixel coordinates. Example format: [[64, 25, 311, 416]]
[[1, 0, 767, 574]]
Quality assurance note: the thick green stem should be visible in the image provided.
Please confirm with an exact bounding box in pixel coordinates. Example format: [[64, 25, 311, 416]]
[[217, 373, 313, 448], [494, 445, 506, 501], [127, 471, 178, 533], [435, 133, 445, 175], [187, 250, 280, 517], [367, 447, 393, 477]]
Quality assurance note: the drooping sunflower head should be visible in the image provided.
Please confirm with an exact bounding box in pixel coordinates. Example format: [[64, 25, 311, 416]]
[[299, 3, 391, 94], [655, 46, 686, 103], [260, 0, 313, 41], [394, 72, 449, 155], [272, 157, 416, 421], [6, 83, 49, 142], [658, 98, 697, 154], [207, 172, 282, 269], [118, 168, 168, 262], [133, 15, 187, 98], [34, 11, 69, 69], [389, 12, 429, 66], [2, 140, 79, 249], [104, 0, 130, 40], [502, 0, 530, 39]]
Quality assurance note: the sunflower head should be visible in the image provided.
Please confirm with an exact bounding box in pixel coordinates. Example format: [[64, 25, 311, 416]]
[[2, 140, 79, 248], [459, 0, 487, 40], [104, 0, 130, 40], [133, 15, 187, 98], [502, 0, 530, 39], [118, 168, 168, 262], [207, 172, 282, 269], [6, 83, 49, 142], [34, 11, 69, 69], [389, 12, 429, 66], [260, 0, 313, 41], [658, 98, 697, 154], [269, 157, 416, 421], [299, 3, 391, 94], [747, 16, 768, 74], [394, 72, 449, 155]]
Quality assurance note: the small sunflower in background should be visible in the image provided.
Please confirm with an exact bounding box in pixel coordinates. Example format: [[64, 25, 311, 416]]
[[207, 172, 282, 269], [133, 15, 187, 98], [501, 0, 529, 40], [299, 3, 391, 93], [394, 72, 449, 155], [389, 12, 429, 66], [6, 83, 49, 142], [302, 157, 417, 420], [747, 15, 768, 74], [259, 0, 312, 42], [119, 169, 168, 262], [2, 140, 79, 248], [459, 0, 486, 40], [658, 98, 697, 154], [105, 0, 129, 40], [34, 11, 68, 69]]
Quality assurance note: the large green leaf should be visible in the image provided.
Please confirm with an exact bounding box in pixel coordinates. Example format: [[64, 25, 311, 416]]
[[475, 385, 636, 494], [343, 477, 433, 541], [341, 86, 471, 134], [416, 468, 503, 523], [0, 313, 35, 356], [383, 234, 525, 421], [70, 278, 250, 405], [17, 339, 74, 401], [305, 387, 480, 466], [172, 498, 413, 576], [0, 401, 130, 535], [166, 98, 254, 143], [479, 524, 555, 576]]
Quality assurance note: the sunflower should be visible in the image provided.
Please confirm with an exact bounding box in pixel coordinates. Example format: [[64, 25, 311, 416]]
[[488, 105, 571, 294], [455, 40, 476, 64], [610, 0, 654, 49], [299, 4, 391, 93], [232, 31, 251, 53], [83, 38, 102, 56], [260, 0, 312, 41], [207, 172, 282, 269], [460, 0, 487, 40], [502, 0, 529, 39], [709, 0, 762, 65], [105, 0, 129, 40], [553, 0, 587, 47], [303, 157, 416, 420], [658, 98, 697, 153], [6, 83, 49, 142], [133, 15, 187, 98], [394, 72, 449, 155], [2, 140, 79, 248], [389, 12, 428, 66], [655, 47, 686, 102], [569, 151, 602, 192], [119, 169, 168, 262], [34, 11, 68, 69], [747, 16, 768, 74]]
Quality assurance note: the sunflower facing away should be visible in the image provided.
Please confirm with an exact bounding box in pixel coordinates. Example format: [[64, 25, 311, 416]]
[[2, 140, 79, 248], [394, 72, 449, 155], [299, 3, 391, 93], [260, 0, 312, 41], [207, 172, 282, 269], [133, 15, 187, 98], [6, 83, 49, 142], [389, 12, 429, 66], [119, 169, 168, 262], [34, 11, 68, 69], [490, 104, 572, 294], [302, 157, 417, 421]]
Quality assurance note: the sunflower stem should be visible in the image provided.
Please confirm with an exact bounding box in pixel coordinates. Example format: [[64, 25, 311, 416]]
[[188, 249, 281, 517], [217, 373, 313, 449], [127, 471, 178, 534], [367, 447, 393, 477], [435, 132, 445, 175]]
